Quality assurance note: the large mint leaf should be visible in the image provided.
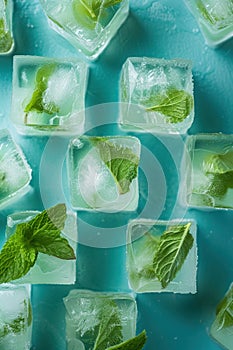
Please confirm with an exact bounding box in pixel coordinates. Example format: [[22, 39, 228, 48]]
[[93, 139, 139, 194], [216, 285, 233, 330], [153, 223, 194, 288], [106, 330, 147, 350], [145, 88, 193, 124], [203, 150, 233, 175]]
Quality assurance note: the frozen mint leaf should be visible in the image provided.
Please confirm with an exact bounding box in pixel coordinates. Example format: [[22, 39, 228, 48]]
[[24, 63, 59, 118], [0, 228, 38, 283], [93, 139, 139, 194], [137, 233, 160, 280], [93, 300, 123, 350], [216, 285, 233, 330], [145, 88, 193, 124], [153, 223, 194, 288], [197, 1, 216, 24], [106, 330, 147, 350], [204, 150, 233, 175], [0, 18, 13, 52], [0, 313, 27, 338]]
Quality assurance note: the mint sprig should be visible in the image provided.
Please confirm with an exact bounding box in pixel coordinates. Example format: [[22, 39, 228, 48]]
[[145, 88, 193, 124], [106, 330, 147, 350], [0, 204, 76, 283]]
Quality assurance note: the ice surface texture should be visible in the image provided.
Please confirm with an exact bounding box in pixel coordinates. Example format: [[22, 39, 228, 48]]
[[0, 284, 32, 350], [5, 211, 78, 284], [119, 57, 194, 134], [0, 0, 14, 54], [0, 129, 31, 208], [184, 0, 233, 46], [126, 219, 197, 293], [39, 0, 129, 60], [67, 135, 141, 212], [180, 133, 233, 210], [11, 55, 88, 136], [63, 289, 137, 350]]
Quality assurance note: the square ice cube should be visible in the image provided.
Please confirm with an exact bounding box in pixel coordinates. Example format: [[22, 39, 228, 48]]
[[39, 0, 129, 60], [11, 55, 88, 136], [0, 284, 32, 350], [126, 219, 197, 293], [210, 283, 233, 350], [63, 289, 137, 350], [5, 210, 78, 284], [119, 57, 194, 134], [184, 0, 233, 46], [0, 129, 31, 208], [180, 133, 233, 210], [67, 135, 141, 212], [0, 0, 14, 54]]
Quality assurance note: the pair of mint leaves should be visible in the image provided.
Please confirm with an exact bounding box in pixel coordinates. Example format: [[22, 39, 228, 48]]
[[78, 298, 146, 350], [0, 204, 75, 283], [72, 0, 123, 30], [139, 223, 194, 288]]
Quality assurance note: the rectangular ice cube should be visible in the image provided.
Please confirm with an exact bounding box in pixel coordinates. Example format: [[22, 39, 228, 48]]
[[119, 57, 194, 134], [210, 283, 233, 350], [126, 219, 197, 293], [67, 135, 141, 212], [180, 134, 233, 210], [5, 210, 78, 284], [63, 289, 137, 350], [39, 0, 129, 60], [11, 55, 88, 136], [0, 129, 31, 208], [184, 0, 233, 46], [0, 0, 14, 54], [0, 284, 32, 350]]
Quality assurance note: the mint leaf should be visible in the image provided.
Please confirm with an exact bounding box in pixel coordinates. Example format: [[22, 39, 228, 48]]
[[93, 300, 123, 350], [153, 223, 194, 288], [216, 285, 233, 330], [0, 314, 26, 338], [24, 63, 59, 119], [0, 18, 13, 53], [0, 204, 75, 283], [196, 1, 216, 24], [92, 138, 139, 194], [145, 88, 193, 124], [106, 330, 147, 350]]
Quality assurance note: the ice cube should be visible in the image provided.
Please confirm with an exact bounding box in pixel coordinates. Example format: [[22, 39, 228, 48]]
[[0, 129, 31, 208], [119, 57, 194, 134], [210, 283, 233, 350], [39, 0, 129, 60], [180, 133, 233, 210], [126, 219, 197, 293], [184, 0, 233, 46], [0, 0, 14, 54], [11, 55, 88, 136], [63, 289, 137, 350], [5, 210, 78, 284], [0, 284, 32, 350], [67, 135, 141, 212]]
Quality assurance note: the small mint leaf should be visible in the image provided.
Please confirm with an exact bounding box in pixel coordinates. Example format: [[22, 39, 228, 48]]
[[0, 18, 13, 53], [106, 330, 147, 350], [216, 285, 233, 330]]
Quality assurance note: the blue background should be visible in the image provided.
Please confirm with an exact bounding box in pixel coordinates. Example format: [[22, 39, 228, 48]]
[[0, 0, 233, 349]]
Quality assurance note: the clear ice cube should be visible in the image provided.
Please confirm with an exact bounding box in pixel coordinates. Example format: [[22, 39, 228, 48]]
[[67, 135, 141, 212], [126, 219, 197, 293], [0, 129, 31, 208], [180, 134, 233, 210], [5, 210, 78, 284], [39, 0, 129, 60], [0, 284, 32, 350], [11, 55, 88, 136], [184, 0, 233, 46], [63, 289, 137, 350], [210, 283, 233, 350], [0, 0, 14, 54], [119, 57, 194, 134]]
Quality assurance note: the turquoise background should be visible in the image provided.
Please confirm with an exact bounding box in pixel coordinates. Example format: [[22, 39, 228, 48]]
[[0, 0, 233, 349]]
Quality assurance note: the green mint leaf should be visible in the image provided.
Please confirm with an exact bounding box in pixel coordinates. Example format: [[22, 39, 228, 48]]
[[93, 300, 123, 350], [0, 227, 38, 283], [203, 150, 233, 175], [0, 313, 26, 338], [196, 1, 216, 24], [106, 330, 147, 350], [153, 223, 194, 288], [24, 63, 59, 118], [216, 285, 233, 330], [92, 138, 139, 194], [145, 88, 193, 124], [0, 18, 13, 52], [136, 233, 160, 280]]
